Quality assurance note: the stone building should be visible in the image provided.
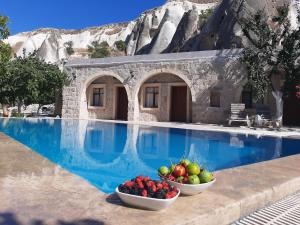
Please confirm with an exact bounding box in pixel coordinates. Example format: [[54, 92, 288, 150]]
[[62, 49, 274, 124]]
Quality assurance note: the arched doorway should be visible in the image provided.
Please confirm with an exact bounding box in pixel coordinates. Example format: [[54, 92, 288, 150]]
[[136, 73, 192, 122], [86, 76, 129, 121]]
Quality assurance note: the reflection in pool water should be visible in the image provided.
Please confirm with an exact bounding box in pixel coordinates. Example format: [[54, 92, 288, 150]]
[[0, 118, 299, 193]]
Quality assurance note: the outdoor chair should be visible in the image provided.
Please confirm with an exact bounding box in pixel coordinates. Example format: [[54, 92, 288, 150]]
[[228, 103, 251, 127]]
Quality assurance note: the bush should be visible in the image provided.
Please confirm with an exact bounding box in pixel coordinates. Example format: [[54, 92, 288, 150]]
[[64, 41, 75, 56], [87, 41, 111, 58], [198, 9, 213, 30], [115, 40, 126, 52]]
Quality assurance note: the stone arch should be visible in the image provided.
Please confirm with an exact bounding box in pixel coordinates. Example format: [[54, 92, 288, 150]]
[[79, 71, 131, 120], [133, 69, 195, 122]]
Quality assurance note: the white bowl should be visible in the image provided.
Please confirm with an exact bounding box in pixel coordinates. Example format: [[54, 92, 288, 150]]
[[116, 187, 180, 211], [168, 178, 216, 196]]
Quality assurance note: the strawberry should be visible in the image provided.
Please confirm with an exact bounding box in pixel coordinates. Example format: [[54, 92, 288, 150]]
[[166, 191, 177, 199], [142, 189, 148, 197], [151, 184, 157, 192], [162, 181, 169, 186], [124, 181, 134, 188], [146, 181, 155, 187], [163, 186, 170, 191], [143, 176, 150, 182], [137, 180, 144, 189], [137, 175, 143, 180], [156, 183, 163, 189]]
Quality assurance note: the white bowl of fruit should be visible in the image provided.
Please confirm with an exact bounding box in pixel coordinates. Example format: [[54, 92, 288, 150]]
[[158, 159, 216, 196], [116, 176, 180, 211]]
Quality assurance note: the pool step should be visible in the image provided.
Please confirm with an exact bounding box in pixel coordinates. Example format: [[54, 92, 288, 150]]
[[232, 191, 300, 225]]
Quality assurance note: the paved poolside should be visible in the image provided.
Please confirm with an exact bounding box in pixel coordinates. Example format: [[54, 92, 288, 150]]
[[1, 132, 300, 225]]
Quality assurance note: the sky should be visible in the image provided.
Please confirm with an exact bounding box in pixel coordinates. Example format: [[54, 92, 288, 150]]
[[0, 0, 166, 34]]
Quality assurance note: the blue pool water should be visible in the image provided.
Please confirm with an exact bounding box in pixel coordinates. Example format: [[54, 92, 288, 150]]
[[0, 118, 300, 193]]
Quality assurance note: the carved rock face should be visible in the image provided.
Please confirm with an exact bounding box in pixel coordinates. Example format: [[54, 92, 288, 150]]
[[191, 0, 293, 50]]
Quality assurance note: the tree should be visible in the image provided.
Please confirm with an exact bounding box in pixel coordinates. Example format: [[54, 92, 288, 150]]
[[64, 41, 75, 56], [0, 15, 9, 40], [114, 40, 126, 52], [5, 50, 68, 114], [0, 15, 12, 116], [87, 41, 111, 58], [238, 6, 300, 126]]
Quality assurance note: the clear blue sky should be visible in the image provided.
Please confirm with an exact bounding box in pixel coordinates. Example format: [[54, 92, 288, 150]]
[[0, 0, 166, 34]]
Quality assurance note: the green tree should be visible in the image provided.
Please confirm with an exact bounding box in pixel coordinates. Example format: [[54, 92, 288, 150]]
[[0, 15, 9, 40], [6, 50, 68, 114], [114, 40, 126, 52], [238, 6, 300, 125], [87, 41, 111, 58], [64, 41, 75, 56], [0, 15, 12, 116]]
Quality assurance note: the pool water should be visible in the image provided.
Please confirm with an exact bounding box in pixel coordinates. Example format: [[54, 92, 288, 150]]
[[0, 118, 299, 193]]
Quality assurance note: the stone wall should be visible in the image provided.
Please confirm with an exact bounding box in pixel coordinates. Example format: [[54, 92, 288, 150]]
[[87, 76, 122, 120], [138, 73, 190, 122], [62, 49, 247, 124]]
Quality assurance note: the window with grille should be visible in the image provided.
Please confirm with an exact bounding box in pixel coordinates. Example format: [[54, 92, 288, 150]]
[[144, 87, 159, 108], [92, 88, 104, 107]]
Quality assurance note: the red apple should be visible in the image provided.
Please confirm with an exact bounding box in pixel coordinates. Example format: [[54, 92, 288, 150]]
[[172, 165, 186, 177]]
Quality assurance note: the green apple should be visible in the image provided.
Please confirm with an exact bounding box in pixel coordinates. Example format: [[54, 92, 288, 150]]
[[180, 159, 191, 167], [158, 166, 169, 175], [188, 175, 200, 184], [199, 170, 213, 183], [187, 163, 201, 175], [169, 164, 176, 173]]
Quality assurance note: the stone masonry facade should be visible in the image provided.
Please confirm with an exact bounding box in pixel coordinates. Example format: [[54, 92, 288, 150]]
[[62, 49, 248, 124]]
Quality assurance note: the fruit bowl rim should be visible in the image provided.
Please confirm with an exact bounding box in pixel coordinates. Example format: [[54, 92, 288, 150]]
[[162, 177, 216, 186], [115, 187, 180, 201]]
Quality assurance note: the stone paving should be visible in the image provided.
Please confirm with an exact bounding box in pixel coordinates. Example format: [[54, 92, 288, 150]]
[[1, 132, 300, 225]]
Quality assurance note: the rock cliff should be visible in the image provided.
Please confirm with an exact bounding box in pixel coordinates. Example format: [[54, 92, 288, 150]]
[[5, 0, 216, 63], [4, 0, 299, 63]]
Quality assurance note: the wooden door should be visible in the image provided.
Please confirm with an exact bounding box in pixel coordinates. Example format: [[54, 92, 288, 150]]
[[116, 87, 128, 121], [283, 95, 300, 126], [170, 86, 187, 122]]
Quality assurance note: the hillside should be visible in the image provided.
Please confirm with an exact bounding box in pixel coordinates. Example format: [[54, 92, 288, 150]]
[[5, 0, 217, 63], [4, 0, 299, 64]]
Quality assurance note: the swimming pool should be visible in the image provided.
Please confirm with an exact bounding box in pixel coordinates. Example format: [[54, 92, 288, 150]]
[[0, 118, 299, 193]]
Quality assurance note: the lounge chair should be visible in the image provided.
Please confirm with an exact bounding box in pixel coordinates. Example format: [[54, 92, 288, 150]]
[[228, 103, 251, 127]]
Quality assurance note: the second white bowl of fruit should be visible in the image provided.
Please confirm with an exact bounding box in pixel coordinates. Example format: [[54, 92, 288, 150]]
[[158, 159, 216, 196]]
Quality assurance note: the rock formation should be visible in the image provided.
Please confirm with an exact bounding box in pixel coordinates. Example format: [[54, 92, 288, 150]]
[[4, 0, 299, 63], [5, 0, 216, 63]]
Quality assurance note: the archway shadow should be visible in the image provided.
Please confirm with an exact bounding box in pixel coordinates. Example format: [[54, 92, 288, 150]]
[[0, 212, 105, 225]]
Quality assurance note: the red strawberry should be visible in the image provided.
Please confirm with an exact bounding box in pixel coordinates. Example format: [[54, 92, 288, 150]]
[[137, 180, 144, 189], [163, 186, 170, 191], [156, 183, 163, 189], [162, 181, 169, 186], [124, 181, 134, 188], [142, 189, 148, 197], [151, 184, 157, 192], [143, 176, 150, 182], [137, 175, 143, 180], [166, 191, 177, 199], [172, 186, 178, 192], [146, 181, 154, 187]]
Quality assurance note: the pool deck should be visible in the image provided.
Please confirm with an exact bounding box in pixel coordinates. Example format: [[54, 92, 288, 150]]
[[1, 132, 300, 225]]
